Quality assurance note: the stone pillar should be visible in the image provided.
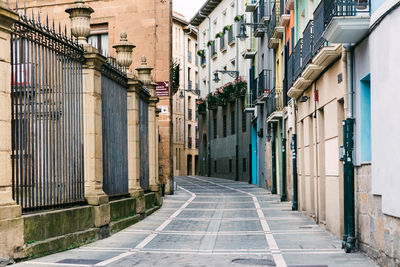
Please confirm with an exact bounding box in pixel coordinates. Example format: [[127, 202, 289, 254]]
[[127, 77, 145, 213], [0, 4, 24, 262], [136, 57, 160, 193], [81, 46, 109, 226]]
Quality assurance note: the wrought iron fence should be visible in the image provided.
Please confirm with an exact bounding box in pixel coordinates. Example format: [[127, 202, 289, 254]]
[[258, 69, 272, 98], [11, 13, 85, 211], [313, 0, 327, 55], [293, 38, 303, 80], [228, 26, 235, 44], [139, 97, 150, 191], [286, 54, 294, 89], [302, 20, 314, 71], [101, 58, 129, 197]]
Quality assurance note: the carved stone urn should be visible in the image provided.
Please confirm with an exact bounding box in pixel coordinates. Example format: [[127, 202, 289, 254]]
[[113, 32, 136, 73], [65, 0, 94, 44]]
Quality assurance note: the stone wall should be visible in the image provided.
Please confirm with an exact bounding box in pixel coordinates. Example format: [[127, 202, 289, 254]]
[[355, 164, 400, 267]]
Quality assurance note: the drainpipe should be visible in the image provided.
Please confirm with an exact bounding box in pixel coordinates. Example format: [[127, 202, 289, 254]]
[[235, 0, 240, 181], [343, 44, 355, 253], [271, 124, 277, 194], [292, 100, 298, 210], [198, 11, 211, 177], [281, 16, 287, 202]]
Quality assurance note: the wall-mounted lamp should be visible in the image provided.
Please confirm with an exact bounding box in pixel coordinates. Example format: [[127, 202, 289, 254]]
[[299, 95, 309, 103], [213, 72, 220, 83]]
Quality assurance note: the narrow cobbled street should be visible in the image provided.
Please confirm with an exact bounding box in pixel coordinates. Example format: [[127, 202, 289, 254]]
[[17, 176, 377, 267]]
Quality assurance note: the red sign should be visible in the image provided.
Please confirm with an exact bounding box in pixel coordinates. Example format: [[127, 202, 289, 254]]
[[156, 82, 169, 97]]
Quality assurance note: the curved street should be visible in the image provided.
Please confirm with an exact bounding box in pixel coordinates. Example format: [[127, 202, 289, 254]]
[[17, 176, 377, 267]]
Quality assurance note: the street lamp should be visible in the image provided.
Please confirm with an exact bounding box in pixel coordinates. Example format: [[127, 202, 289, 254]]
[[236, 18, 267, 41]]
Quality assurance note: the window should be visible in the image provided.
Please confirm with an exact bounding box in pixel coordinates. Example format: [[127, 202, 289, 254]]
[[223, 115, 227, 137], [229, 159, 232, 173], [231, 111, 235, 135], [243, 158, 246, 172], [88, 24, 108, 56], [214, 160, 217, 173], [213, 119, 217, 139], [360, 74, 371, 162], [242, 110, 247, 132]]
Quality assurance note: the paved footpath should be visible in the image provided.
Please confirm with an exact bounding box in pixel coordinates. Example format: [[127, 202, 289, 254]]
[[16, 176, 377, 267]]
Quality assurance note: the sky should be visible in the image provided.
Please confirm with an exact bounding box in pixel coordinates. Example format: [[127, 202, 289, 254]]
[[173, 0, 208, 21]]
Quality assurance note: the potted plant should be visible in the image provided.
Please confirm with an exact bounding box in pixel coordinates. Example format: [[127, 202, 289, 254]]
[[215, 32, 224, 38], [233, 77, 247, 97], [223, 25, 232, 34], [207, 40, 214, 47], [196, 98, 207, 115], [197, 49, 205, 56], [206, 93, 218, 110], [234, 15, 243, 22]]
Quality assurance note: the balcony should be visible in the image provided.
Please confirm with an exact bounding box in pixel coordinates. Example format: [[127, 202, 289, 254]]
[[188, 80, 192, 90], [302, 20, 314, 70], [188, 137, 192, 149], [250, 77, 257, 106], [228, 26, 235, 45], [293, 38, 303, 81], [188, 108, 193, 120], [211, 43, 217, 59], [220, 35, 227, 52], [259, 0, 270, 23], [188, 51, 192, 63], [245, 0, 257, 12], [268, 2, 284, 48], [244, 49, 257, 59], [286, 54, 294, 90], [196, 138, 199, 148], [257, 69, 272, 102], [323, 0, 370, 44], [200, 53, 206, 67], [253, 7, 266, 38], [266, 87, 283, 121]]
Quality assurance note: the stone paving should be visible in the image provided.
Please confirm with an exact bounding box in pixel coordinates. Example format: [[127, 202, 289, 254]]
[[16, 176, 378, 267]]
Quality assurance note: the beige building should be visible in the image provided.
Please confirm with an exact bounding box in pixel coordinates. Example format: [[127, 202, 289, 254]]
[[172, 13, 199, 176], [21, 0, 174, 192]]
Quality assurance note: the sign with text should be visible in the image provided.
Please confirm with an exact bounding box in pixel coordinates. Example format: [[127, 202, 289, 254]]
[[156, 81, 169, 97]]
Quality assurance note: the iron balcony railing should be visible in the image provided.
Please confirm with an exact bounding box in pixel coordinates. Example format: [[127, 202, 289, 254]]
[[293, 38, 303, 80], [188, 137, 193, 149], [313, 0, 327, 55], [259, 0, 266, 20], [211, 42, 217, 57], [286, 54, 294, 89], [188, 51, 192, 63], [220, 35, 226, 50], [200, 53, 206, 65], [188, 80, 192, 90], [251, 77, 258, 104], [228, 26, 235, 44], [196, 138, 199, 148], [188, 108, 193, 120], [324, 0, 369, 27], [266, 87, 283, 117], [258, 69, 272, 98], [268, 3, 279, 38], [302, 20, 314, 71], [253, 7, 260, 32]]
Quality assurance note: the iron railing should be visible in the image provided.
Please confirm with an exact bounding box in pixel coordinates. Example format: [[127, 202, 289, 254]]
[[313, 0, 327, 55], [211, 42, 217, 57], [251, 77, 257, 104], [268, 3, 279, 38], [188, 80, 192, 90], [302, 20, 314, 70], [188, 137, 193, 149], [11, 14, 85, 211], [188, 51, 192, 63], [101, 58, 129, 197], [258, 69, 272, 98], [196, 138, 199, 148], [228, 26, 235, 44], [188, 108, 193, 120], [139, 96, 149, 191], [266, 87, 283, 118], [324, 0, 369, 27], [220, 35, 226, 50], [253, 7, 260, 32], [259, 0, 266, 20], [286, 54, 294, 89], [293, 38, 303, 80], [200, 53, 206, 65]]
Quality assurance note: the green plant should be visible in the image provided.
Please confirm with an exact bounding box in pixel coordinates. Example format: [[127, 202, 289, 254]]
[[196, 98, 207, 115], [223, 25, 232, 33], [233, 77, 247, 96], [206, 93, 219, 109], [197, 49, 205, 56], [207, 40, 214, 47], [234, 15, 243, 22], [215, 32, 224, 38]]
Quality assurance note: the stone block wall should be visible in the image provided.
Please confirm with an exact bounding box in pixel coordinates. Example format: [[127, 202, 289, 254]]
[[355, 164, 400, 267]]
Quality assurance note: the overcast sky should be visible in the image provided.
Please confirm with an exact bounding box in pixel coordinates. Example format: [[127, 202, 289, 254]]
[[173, 0, 207, 21]]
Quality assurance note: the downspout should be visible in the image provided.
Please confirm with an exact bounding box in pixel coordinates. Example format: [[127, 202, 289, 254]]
[[198, 11, 211, 177], [281, 19, 287, 202], [235, 0, 240, 181], [291, 100, 298, 210], [271, 124, 277, 194], [343, 44, 355, 253]]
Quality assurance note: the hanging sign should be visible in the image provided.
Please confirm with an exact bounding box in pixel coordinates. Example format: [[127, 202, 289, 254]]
[[156, 81, 170, 97]]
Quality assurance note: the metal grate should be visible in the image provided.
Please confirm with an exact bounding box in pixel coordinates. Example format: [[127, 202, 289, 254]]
[[11, 12, 85, 211]]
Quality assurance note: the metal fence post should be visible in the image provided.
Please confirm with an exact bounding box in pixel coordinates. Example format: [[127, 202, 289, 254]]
[[0, 4, 24, 261]]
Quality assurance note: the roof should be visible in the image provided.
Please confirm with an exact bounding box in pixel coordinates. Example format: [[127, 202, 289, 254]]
[[190, 0, 223, 26], [173, 13, 198, 38]]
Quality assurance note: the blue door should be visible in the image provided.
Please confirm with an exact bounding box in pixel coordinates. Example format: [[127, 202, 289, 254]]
[[251, 123, 258, 185]]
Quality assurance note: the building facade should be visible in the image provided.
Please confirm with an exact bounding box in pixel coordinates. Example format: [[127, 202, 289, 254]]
[[21, 0, 174, 193], [172, 13, 199, 177], [191, 0, 254, 182]]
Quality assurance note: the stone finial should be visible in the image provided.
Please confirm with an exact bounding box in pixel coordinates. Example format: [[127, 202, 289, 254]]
[[113, 31, 136, 73], [136, 55, 154, 86], [65, 0, 94, 45]]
